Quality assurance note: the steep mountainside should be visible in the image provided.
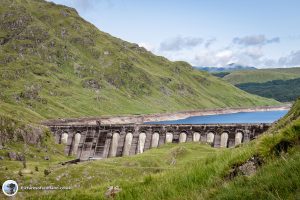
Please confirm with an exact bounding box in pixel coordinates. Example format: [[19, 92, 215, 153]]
[[0, 0, 277, 123]]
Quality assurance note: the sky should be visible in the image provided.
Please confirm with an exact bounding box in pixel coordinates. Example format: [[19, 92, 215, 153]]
[[48, 0, 300, 68]]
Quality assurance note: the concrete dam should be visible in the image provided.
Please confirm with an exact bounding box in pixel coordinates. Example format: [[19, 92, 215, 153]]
[[47, 122, 271, 160]]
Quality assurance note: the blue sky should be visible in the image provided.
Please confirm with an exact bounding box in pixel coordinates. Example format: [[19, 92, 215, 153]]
[[49, 0, 300, 68]]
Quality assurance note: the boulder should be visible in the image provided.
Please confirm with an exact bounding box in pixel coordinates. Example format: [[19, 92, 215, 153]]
[[8, 152, 17, 160], [105, 186, 122, 198], [19, 168, 33, 176], [16, 153, 25, 161]]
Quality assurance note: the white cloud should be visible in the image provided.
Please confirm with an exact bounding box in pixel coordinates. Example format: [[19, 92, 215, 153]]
[[155, 34, 283, 67], [159, 36, 203, 51], [138, 42, 156, 52], [233, 35, 280, 46], [143, 35, 298, 68], [216, 50, 233, 59], [192, 47, 267, 67], [204, 38, 216, 48], [194, 50, 234, 67], [278, 50, 300, 67]]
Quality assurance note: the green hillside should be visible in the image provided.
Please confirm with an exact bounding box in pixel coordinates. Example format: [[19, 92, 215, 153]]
[[223, 67, 300, 85], [0, 0, 278, 123], [236, 78, 300, 102], [1, 99, 299, 199], [221, 68, 300, 102]]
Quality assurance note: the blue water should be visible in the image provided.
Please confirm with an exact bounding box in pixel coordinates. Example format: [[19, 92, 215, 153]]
[[146, 110, 289, 124]]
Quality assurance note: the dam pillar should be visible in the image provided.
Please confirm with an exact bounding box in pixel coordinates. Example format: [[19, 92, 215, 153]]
[[220, 132, 228, 148], [235, 132, 243, 146], [179, 132, 187, 143], [137, 132, 146, 153], [122, 132, 133, 156], [193, 132, 201, 142], [207, 132, 215, 144], [108, 132, 120, 157], [61, 132, 68, 145], [72, 132, 81, 155], [151, 132, 160, 148], [165, 132, 173, 143]]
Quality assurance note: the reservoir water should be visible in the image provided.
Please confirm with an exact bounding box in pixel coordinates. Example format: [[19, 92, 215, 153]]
[[146, 110, 289, 124]]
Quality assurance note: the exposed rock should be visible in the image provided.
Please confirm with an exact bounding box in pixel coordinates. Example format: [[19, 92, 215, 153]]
[[60, 10, 69, 17], [55, 172, 67, 181], [83, 79, 100, 90], [0, 156, 4, 160], [238, 159, 257, 176], [44, 169, 51, 176], [8, 152, 17, 160], [16, 153, 25, 161], [227, 155, 263, 180], [19, 168, 33, 175], [61, 27, 68, 38], [170, 158, 176, 165], [19, 84, 42, 100], [105, 186, 122, 198], [160, 86, 172, 96], [44, 156, 50, 160], [70, 36, 94, 46]]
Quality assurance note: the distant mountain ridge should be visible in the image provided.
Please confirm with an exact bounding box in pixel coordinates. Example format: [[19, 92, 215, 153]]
[[194, 63, 257, 73]]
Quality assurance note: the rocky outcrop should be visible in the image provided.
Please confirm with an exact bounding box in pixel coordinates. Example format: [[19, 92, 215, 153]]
[[227, 155, 263, 180], [0, 116, 45, 149]]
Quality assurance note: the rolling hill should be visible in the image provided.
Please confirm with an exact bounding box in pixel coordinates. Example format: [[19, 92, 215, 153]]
[[222, 67, 300, 102], [237, 78, 300, 102], [0, 0, 278, 123], [223, 67, 300, 85]]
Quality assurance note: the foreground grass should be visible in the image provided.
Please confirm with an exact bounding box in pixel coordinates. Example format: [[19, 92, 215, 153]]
[[0, 143, 217, 199], [212, 148, 300, 200], [1, 100, 299, 199], [2, 134, 299, 200]]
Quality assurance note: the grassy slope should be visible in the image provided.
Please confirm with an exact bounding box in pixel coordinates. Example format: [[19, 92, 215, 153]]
[[223, 67, 300, 85], [1, 99, 298, 200], [0, 0, 278, 123], [236, 78, 300, 102]]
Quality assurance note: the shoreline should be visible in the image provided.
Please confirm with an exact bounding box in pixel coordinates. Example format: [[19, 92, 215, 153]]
[[43, 104, 291, 126]]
